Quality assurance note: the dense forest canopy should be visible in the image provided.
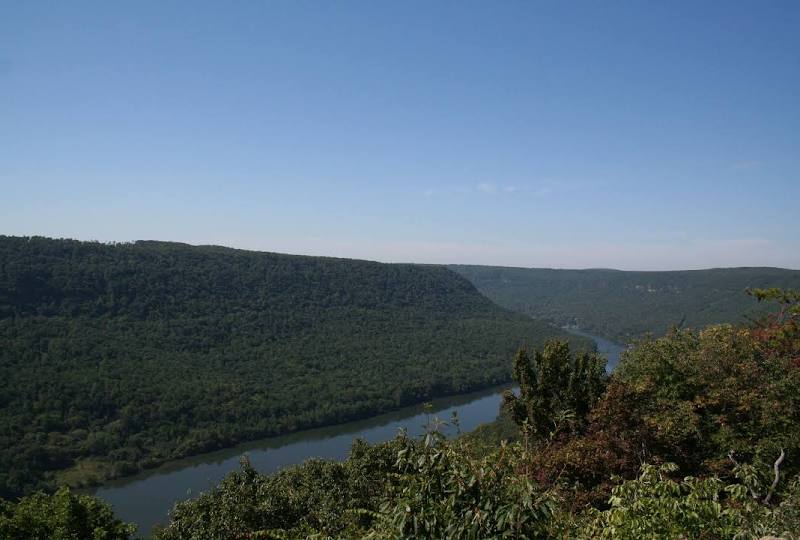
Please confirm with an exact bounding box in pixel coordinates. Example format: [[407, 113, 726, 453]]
[[451, 264, 800, 343], [4, 236, 799, 538], [141, 289, 799, 539], [0, 236, 586, 498]]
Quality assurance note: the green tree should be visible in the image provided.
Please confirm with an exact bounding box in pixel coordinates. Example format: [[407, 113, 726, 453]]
[[577, 463, 800, 540], [0, 486, 135, 540], [371, 430, 557, 539], [502, 340, 606, 440]]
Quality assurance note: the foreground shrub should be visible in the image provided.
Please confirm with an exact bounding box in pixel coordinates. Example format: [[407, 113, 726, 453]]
[[367, 429, 558, 539], [0, 486, 135, 540], [577, 463, 800, 540]]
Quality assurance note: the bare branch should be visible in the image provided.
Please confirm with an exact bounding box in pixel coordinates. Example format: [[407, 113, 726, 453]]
[[763, 448, 785, 505]]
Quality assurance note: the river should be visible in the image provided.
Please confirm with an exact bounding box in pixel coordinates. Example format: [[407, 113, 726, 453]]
[[93, 330, 623, 537]]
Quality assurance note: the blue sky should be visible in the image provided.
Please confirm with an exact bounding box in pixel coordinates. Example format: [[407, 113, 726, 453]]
[[1, 1, 798, 270]]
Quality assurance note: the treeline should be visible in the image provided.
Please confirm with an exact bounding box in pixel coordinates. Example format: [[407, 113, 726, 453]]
[[0, 236, 584, 498], [451, 264, 800, 343], [5, 288, 795, 539]]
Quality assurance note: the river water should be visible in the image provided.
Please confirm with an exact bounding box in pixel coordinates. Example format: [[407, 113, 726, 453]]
[[93, 331, 623, 537]]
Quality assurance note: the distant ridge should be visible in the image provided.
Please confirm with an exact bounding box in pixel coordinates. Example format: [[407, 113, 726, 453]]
[[450, 264, 800, 343]]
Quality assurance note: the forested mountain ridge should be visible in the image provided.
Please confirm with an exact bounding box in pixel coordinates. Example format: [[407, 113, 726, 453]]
[[3, 289, 799, 539], [0, 236, 585, 498], [450, 264, 800, 343]]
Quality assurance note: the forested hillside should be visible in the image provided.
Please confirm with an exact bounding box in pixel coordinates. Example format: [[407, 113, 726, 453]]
[[3, 255, 799, 538], [0, 236, 584, 498], [451, 264, 800, 343], [92, 289, 798, 539]]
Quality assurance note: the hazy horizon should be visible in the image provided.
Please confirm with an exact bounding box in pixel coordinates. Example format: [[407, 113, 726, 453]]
[[2, 2, 798, 270], [7, 233, 800, 273]]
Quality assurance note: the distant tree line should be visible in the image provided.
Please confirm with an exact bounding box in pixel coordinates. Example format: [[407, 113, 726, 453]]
[[451, 264, 800, 343]]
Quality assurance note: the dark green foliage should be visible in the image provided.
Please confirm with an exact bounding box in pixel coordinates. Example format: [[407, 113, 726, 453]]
[[450, 264, 800, 343], [748, 287, 800, 361], [5, 234, 799, 538], [503, 341, 606, 439], [577, 463, 800, 539], [156, 425, 561, 540], [0, 486, 135, 540], [0, 236, 585, 497], [152, 294, 800, 538], [518, 290, 800, 511], [372, 428, 557, 539], [164, 290, 800, 539], [611, 324, 800, 479], [155, 440, 403, 539]]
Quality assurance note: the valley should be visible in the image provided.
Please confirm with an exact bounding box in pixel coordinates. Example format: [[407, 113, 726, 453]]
[[451, 265, 800, 343], [0, 236, 587, 497], [1, 236, 797, 539], [92, 333, 622, 537]]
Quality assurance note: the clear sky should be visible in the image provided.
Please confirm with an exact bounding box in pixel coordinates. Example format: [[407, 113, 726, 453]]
[[1, 1, 798, 270]]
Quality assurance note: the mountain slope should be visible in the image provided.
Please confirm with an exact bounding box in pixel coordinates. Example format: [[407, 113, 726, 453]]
[[0, 236, 584, 497], [450, 265, 800, 343]]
